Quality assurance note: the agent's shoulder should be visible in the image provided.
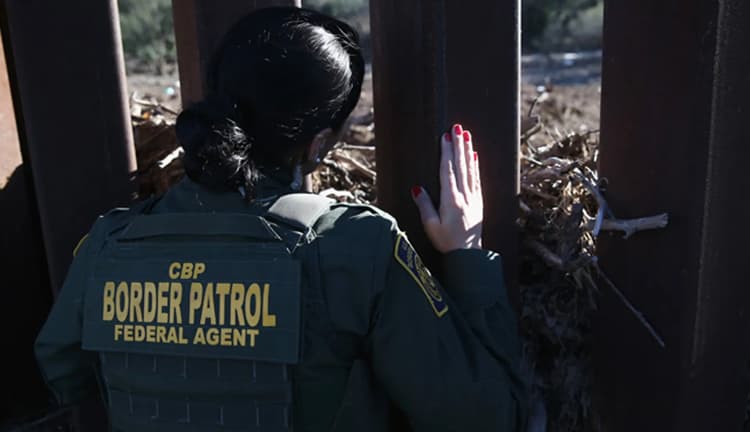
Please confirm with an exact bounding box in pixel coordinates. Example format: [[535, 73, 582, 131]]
[[315, 201, 400, 238], [90, 197, 158, 237], [72, 198, 155, 256]]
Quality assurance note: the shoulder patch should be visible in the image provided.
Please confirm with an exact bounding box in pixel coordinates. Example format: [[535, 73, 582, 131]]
[[73, 233, 89, 257], [394, 233, 448, 317]]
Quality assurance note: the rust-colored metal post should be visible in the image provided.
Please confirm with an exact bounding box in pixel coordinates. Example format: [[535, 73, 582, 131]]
[[593, 0, 750, 430], [173, 0, 301, 109], [370, 1, 520, 288], [1, 0, 135, 428], [0, 23, 53, 423], [0, 32, 18, 184], [0, 0, 136, 295]]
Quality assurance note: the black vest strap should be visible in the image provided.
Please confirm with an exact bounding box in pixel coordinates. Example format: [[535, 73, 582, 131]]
[[118, 213, 281, 242]]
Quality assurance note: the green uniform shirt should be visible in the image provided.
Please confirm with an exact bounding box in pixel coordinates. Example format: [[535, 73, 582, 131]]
[[35, 176, 527, 431]]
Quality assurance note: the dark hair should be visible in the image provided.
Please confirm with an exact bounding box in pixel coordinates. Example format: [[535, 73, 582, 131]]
[[175, 7, 365, 196]]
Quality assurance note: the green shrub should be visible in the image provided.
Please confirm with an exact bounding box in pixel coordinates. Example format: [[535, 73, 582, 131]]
[[118, 0, 370, 73], [118, 0, 176, 74], [304, 0, 368, 18], [117, 0, 600, 73], [523, 0, 602, 51]]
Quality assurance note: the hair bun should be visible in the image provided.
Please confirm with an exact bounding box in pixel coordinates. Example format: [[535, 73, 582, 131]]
[[176, 95, 254, 191], [176, 95, 241, 150]]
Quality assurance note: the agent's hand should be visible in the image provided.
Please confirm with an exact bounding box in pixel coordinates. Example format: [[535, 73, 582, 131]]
[[411, 124, 484, 253]]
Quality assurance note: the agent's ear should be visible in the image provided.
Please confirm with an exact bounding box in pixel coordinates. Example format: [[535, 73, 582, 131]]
[[301, 127, 338, 174], [310, 128, 333, 162]]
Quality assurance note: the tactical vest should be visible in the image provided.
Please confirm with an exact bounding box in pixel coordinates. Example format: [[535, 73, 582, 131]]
[[81, 194, 332, 432]]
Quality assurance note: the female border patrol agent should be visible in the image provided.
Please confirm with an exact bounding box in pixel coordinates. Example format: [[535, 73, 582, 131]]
[[35, 7, 527, 432]]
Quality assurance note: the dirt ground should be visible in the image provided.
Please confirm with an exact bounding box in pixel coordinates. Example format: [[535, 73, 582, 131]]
[[522, 83, 600, 132], [127, 65, 376, 119]]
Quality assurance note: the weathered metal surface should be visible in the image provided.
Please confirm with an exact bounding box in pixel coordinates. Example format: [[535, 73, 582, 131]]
[[0, 32, 18, 187], [1, 0, 137, 295], [173, 0, 301, 109], [0, 20, 52, 423], [0, 0, 135, 427], [370, 1, 520, 291], [594, 0, 750, 430]]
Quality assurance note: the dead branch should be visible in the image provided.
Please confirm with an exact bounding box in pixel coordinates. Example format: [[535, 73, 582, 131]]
[[595, 263, 666, 348], [157, 146, 184, 169], [350, 110, 374, 126], [522, 116, 543, 140], [330, 151, 376, 180], [520, 200, 533, 215], [527, 90, 550, 118], [131, 95, 180, 116], [522, 155, 545, 166], [339, 144, 376, 153], [572, 170, 607, 236], [521, 184, 558, 202], [524, 167, 565, 183], [597, 214, 669, 239], [525, 239, 566, 271], [318, 188, 356, 202]]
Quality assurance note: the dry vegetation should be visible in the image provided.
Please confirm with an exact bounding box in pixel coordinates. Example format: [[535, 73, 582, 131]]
[[519, 84, 668, 431]]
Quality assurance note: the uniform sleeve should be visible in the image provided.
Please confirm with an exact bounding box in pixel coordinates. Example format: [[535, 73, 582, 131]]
[[367, 228, 527, 432], [34, 228, 101, 406]]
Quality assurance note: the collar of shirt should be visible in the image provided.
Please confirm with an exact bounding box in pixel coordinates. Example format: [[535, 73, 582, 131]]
[[154, 172, 295, 214]]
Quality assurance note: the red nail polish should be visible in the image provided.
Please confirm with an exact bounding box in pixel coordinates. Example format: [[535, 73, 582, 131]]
[[443, 132, 451, 141], [453, 124, 463, 135], [474, 152, 478, 161], [463, 131, 471, 141], [411, 185, 422, 198]]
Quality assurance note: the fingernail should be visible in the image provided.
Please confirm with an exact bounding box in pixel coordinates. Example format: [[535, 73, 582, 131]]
[[411, 185, 422, 198], [453, 124, 463, 135], [443, 132, 451, 141], [474, 152, 478, 161], [463, 130, 471, 141]]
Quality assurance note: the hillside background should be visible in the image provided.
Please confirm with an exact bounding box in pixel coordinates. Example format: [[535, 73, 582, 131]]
[[118, 0, 603, 75]]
